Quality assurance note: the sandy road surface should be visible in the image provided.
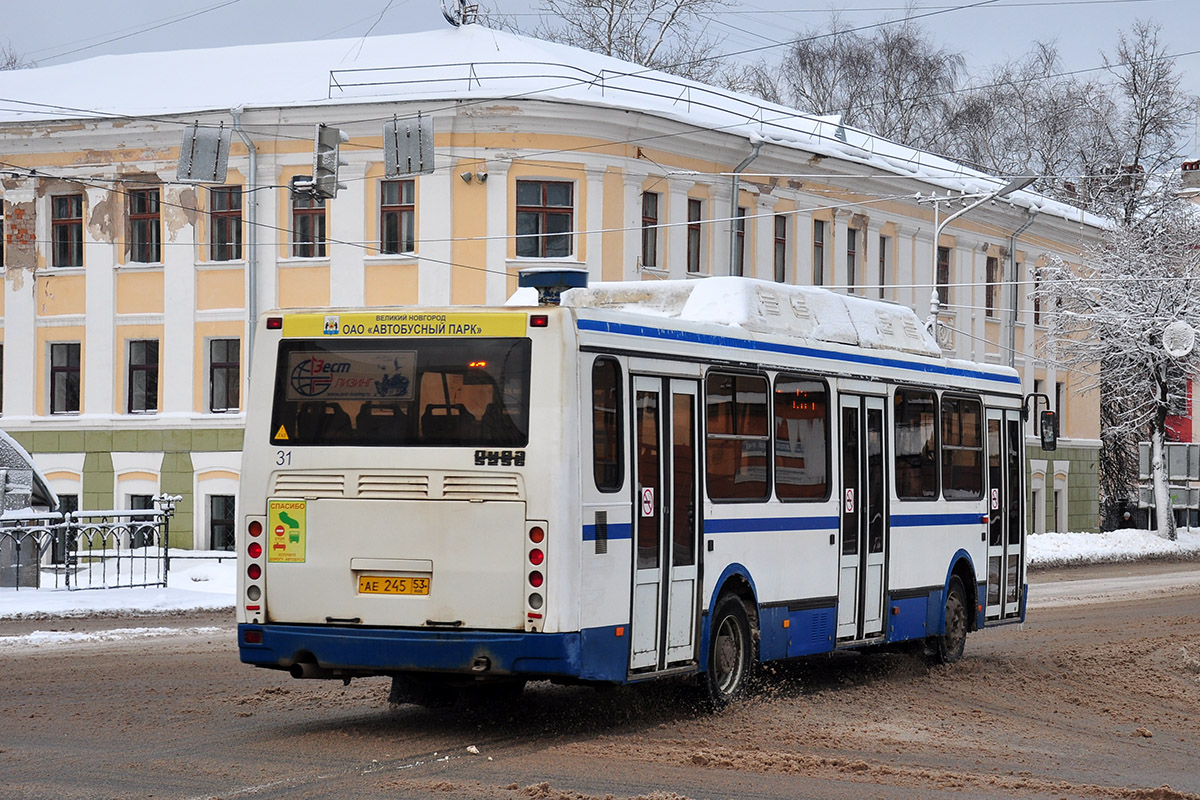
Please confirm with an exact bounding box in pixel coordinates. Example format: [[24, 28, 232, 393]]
[[2, 562, 1198, 800]]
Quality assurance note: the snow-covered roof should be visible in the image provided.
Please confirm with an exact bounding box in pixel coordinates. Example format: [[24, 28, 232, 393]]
[[0, 24, 1098, 227], [562, 277, 943, 358]]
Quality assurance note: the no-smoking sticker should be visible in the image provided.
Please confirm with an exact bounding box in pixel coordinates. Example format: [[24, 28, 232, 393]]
[[641, 487, 655, 517]]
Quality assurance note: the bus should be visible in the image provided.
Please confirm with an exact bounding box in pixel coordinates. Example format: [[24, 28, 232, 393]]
[[237, 271, 1034, 707]]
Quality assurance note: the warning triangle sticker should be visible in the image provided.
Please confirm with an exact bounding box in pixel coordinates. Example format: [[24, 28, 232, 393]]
[[275, 425, 289, 440]]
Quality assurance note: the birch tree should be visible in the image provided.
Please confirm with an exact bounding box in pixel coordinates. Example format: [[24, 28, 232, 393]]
[[1034, 195, 1200, 540]]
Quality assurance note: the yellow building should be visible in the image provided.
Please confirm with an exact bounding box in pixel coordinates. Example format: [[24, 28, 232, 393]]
[[0, 24, 1105, 546]]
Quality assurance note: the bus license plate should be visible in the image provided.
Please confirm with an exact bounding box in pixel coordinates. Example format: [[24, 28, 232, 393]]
[[358, 575, 430, 595]]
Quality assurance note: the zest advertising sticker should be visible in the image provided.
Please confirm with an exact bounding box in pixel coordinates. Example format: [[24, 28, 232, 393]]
[[268, 500, 306, 563], [281, 312, 527, 339]]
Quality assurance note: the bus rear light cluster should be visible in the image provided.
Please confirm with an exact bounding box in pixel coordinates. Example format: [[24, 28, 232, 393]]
[[526, 522, 547, 632], [244, 516, 266, 623]]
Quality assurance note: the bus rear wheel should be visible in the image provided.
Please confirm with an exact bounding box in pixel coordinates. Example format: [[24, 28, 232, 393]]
[[703, 594, 755, 708], [927, 576, 968, 665]]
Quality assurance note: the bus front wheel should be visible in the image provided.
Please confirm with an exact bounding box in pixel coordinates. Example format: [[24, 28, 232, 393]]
[[703, 594, 755, 708], [927, 576, 968, 665]]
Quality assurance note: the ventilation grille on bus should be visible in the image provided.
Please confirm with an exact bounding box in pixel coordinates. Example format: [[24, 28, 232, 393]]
[[357, 473, 430, 499], [442, 474, 521, 500], [272, 473, 345, 497]]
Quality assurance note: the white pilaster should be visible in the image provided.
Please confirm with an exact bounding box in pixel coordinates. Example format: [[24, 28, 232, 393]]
[[3, 185, 37, 417], [584, 165, 606, 284], [162, 183, 195, 414], [665, 177, 695, 279], [329, 163, 369, 307], [753, 194, 778, 282], [418, 169, 452, 305], [622, 170, 647, 280], [485, 161, 512, 305]]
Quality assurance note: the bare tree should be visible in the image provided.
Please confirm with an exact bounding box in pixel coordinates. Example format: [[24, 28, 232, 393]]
[[769, 16, 963, 149], [514, 0, 730, 82], [1, 41, 35, 70], [1034, 192, 1200, 540]]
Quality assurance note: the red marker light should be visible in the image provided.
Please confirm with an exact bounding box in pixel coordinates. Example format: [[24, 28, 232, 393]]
[[529, 526, 545, 543], [530, 315, 549, 328], [247, 564, 262, 581], [248, 542, 262, 559], [248, 520, 263, 537], [529, 548, 545, 566], [266, 317, 283, 330], [528, 571, 544, 588]]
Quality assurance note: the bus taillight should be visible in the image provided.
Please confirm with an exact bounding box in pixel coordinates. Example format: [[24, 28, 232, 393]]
[[529, 525, 545, 543], [528, 570, 543, 588], [248, 542, 262, 559], [529, 548, 544, 566], [248, 520, 263, 537], [248, 563, 262, 581]]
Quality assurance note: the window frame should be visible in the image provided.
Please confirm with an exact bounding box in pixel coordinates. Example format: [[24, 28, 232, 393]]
[[515, 179, 574, 259], [705, 370, 771, 502], [686, 198, 703, 274], [127, 339, 160, 414], [773, 373, 831, 502], [773, 214, 787, 283], [894, 387, 939, 500], [380, 179, 416, 255], [936, 245, 951, 307], [208, 338, 241, 413], [51, 193, 84, 268], [128, 188, 162, 264], [812, 219, 826, 286], [732, 207, 747, 277], [846, 227, 859, 293], [940, 393, 984, 501], [209, 494, 237, 551], [209, 186, 243, 262], [49, 342, 81, 415], [877, 233, 890, 299], [640, 191, 660, 269], [291, 192, 327, 258], [985, 256, 1000, 318], [591, 356, 624, 493]]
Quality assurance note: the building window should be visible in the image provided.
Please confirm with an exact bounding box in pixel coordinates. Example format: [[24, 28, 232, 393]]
[[292, 193, 327, 258], [732, 207, 746, 277], [846, 227, 859, 293], [592, 357, 623, 492], [51, 493, 79, 562], [773, 215, 787, 283], [985, 256, 999, 318], [209, 494, 237, 550], [516, 180, 572, 258], [380, 179, 415, 254], [128, 189, 161, 263], [50, 342, 81, 415], [209, 338, 240, 413], [686, 198, 703, 273], [127, 339, 159, 414], [1055, 381, 1066, 429], [640, 191, 659, 269], [936, 246, 951, 307], [813, 219, 826, 286], [706, 372, 770, 500], [52, 194, 84, 267], [209, 186, 242, 262], [877, 234, 890, 299], [1033, 266, 1042, 325], [129, 494, 156, 548]]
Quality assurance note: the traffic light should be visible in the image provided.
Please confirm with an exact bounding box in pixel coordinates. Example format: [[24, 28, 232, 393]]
[[313, 124, 348, 199]]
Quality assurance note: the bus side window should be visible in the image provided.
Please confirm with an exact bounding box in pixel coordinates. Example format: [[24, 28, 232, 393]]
[[592, 357, 623, 491], [941, 395, 984, 500], [894, 388, 938, 499], [706, 372, 770, 501]]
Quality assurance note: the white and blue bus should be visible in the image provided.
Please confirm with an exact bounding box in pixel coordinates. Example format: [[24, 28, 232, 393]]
[[237, 272, 1033, 706]]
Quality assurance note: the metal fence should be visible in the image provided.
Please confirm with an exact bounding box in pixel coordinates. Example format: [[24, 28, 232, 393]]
[[0, 495, 179, 591]]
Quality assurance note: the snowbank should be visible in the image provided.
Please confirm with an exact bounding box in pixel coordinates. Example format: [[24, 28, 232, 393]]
[[1027, 528, 1200, 568]]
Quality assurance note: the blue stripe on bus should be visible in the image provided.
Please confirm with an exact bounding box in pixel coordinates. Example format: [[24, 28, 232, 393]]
[[582, 523, 633, 541], [705, 516, 840, 534], [891, 512, 985, 527], [575, 318, 1021, 386]]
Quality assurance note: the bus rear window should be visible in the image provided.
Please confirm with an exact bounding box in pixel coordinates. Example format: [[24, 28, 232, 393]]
[[270, 338, 532, 447]]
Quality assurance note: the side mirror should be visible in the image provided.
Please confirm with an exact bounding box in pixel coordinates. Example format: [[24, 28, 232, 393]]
[[1039, 410, 1058, 451]]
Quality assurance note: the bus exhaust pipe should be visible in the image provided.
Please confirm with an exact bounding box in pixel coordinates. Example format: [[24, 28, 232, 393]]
[[290, 662, 335, 680]]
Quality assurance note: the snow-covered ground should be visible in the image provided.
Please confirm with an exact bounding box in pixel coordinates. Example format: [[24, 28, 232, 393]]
[[2, 532, 1199, 620]]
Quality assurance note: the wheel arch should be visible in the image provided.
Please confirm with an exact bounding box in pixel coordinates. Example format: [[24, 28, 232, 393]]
[[944, 549, 979, 632], [700, 563, 760, 669]]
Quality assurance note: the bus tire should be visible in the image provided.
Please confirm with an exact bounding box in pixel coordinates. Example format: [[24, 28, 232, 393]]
[[703, 593, 755, 708], [927, 576, 968, 665]]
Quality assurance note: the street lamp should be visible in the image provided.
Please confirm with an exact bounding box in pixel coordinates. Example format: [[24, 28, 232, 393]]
[[922, 174, 1037, 339]]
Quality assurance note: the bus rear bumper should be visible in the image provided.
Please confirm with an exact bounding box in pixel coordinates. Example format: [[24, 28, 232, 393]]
[[238, 623, 628, 683]]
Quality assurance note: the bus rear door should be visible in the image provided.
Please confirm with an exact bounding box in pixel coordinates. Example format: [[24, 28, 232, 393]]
[[986, 408, 1025, 619], [837, 394, 888, 641], [630, 375, 701, 672]]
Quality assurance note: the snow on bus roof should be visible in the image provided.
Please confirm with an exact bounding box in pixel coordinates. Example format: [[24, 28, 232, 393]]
[[0, 25, 1097, 228], [561, 277, 942, 358]]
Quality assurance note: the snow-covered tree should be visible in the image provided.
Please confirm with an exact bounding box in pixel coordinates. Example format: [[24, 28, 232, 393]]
[[1034, 194, 1200, 540]]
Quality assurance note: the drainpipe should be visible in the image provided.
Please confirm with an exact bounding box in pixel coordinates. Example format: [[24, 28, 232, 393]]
[[1007, 211, 1037, 369], [231, 106, 258, 364], [729, 137, 763, 276]]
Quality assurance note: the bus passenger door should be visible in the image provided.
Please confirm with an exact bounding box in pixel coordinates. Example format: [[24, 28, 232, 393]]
[[985, 409, 1025, 619], [630, 376, 701, 672], [837, 394, 888, 641]]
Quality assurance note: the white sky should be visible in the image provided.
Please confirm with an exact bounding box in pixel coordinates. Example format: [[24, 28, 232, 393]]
[[5, 0, 1200, 153]]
